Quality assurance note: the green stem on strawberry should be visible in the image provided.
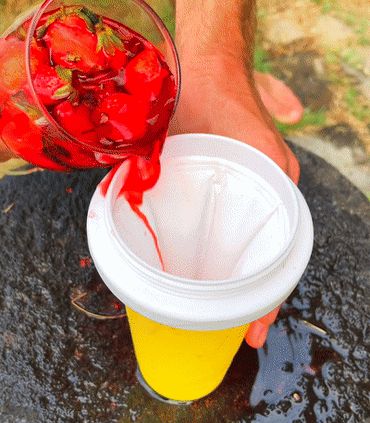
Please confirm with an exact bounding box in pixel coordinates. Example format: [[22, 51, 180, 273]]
[[55, 65, 73, 82], [52, 84, 74, 101], [11, 92, 42, 120], [52, 65, 76, 100], [36, 6, 96, 39], [96, 23, 124, 56], [79, 7, 100, 27], [37, 6, 125, 57], [15, 25, 27, 41]]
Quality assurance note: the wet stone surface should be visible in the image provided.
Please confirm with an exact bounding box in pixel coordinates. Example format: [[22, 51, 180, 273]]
[[0, 146, 369, 423]]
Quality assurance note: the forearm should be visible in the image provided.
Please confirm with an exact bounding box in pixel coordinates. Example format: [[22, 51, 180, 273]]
[[175, 0, 256, 74]]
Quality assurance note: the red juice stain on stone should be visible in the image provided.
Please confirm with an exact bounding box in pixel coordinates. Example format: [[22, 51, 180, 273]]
[[79, 257, 92, 268]]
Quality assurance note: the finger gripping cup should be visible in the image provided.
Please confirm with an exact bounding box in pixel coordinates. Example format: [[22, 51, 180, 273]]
[[87, 133, 314, 402]]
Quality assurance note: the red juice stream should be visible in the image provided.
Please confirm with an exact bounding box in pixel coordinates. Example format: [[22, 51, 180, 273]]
[[100, 140, 165, 270], [1, 7, 176, 269]]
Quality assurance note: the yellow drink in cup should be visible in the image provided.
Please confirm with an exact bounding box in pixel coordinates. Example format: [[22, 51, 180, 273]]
[[87, 134, 314, 402], [127, 307, 249, 401]]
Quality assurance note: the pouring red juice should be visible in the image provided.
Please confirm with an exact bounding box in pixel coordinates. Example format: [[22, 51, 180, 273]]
[[0, 4, 177, 261]]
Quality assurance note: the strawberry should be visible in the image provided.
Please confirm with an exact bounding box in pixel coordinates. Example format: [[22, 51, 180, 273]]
[[107, 48, 128, 72], [33, 65, 74, 106], [0, 37, 27, 95], [53, 100, 96, 143], [92, 93, 149, 143], [0, 35, 52, 99], [0, 102, 64, 170], [38, 8, 126, 73], [125, 49, 167, 98], [30, 41, 50, 69], [42, 14, 102, 73], [96, 80, 118, 101]]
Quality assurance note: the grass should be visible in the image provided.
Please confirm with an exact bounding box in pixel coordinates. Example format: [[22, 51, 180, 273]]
[[275, 109, 327, 135], [253, 48, 272, 73], [253, 47, 328, 135], [311, 0, 334, 13], [345, 88, 370, 121], [342, 48, 364, 69], [145, 0, 175, 37], [310, 1, 369, 45]]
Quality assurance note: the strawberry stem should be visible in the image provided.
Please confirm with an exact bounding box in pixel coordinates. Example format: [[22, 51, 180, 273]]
[[15, 25, 27, 41], [55, 66, 73, 83], [52, 84, 73, 100], [36, 6, 100, 39], [96, 24, 124, 56], [80, 7, 100, 26], [11, 92, 42, 120]]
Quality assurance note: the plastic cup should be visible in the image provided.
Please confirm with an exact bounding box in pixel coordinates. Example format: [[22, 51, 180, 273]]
[[87, 133, 314, 402]]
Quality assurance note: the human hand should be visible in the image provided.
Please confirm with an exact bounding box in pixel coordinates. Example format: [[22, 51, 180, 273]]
[[170, 53, 300, 184]]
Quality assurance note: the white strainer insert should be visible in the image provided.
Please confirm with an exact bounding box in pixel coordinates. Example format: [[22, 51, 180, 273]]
[[112, 154, 292, 281]]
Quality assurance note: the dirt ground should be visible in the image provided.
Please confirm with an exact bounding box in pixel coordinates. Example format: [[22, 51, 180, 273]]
[[256, 0, 369, 152]]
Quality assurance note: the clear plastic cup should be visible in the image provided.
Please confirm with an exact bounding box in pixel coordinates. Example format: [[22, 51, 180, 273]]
[[87, 133, 314, 402]]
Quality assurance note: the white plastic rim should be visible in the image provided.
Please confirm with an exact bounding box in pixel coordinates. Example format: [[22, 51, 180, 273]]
[[87, 134, 314, 330]]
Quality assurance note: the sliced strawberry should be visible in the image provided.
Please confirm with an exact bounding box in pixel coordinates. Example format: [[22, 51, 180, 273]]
[[125, 49, 166, 98], [53, 100, 96, 143], [30, 41, 50, 69], [0, 37, 27, 95], [93, 93, 149, 143], [43, 15, 103, 73], [106, 48, 128, 72], [33, 65, 73, 106]]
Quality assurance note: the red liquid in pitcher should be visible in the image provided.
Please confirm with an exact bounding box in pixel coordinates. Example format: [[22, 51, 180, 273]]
[[0, 6, 176, 269]]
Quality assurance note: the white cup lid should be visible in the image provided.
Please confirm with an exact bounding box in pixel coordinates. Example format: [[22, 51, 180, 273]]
[[87, 134, 314, 330]]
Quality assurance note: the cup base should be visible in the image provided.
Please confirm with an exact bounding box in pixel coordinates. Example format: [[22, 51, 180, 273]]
[[135, 367, 193, 405]]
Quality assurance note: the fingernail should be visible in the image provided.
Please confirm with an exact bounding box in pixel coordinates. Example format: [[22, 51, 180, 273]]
[[259, 306, 280, 326], [245, 321, 269, 349]]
